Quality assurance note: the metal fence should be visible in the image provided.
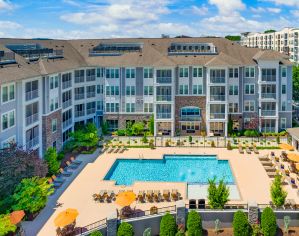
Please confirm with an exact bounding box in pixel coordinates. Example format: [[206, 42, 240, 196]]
[[74, 218, 107, 235]]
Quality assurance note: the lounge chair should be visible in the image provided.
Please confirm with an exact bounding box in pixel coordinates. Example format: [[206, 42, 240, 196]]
[[189, 199, 196, 209], [70, 157, 82, 165], [48, 178, 62, 188], [66, 160, 78, 169], [154, 190, 161, 202], [52, 175, 65, 184], [171, 189, 178, 201], [137, 191, 145, 203], [284, 169, 290, 176], [163, 190, 170, 202], [290, 179, 298, 189], [246, 146, 251, 154], [106, 191, 115, 203], [253, 146, 259, 154], [238, 145, 244, 154], [92, 193, 101, 202], [59, 168, 72, 177], [146, 190, 153, 202], [275, 157, 280, 163]]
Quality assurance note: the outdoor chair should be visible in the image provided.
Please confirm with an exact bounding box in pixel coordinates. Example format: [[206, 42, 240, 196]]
[[66, 161, 79, 169], [253, 146, 259, 154], [154, 190, 161, 202], [59, 168, 72, 177], [189, 199, 196, 209], [198, 199, 205, 209], [238, 145, 244, 154], [48, 178, 62, 189], [171, 189, 178, 201], [146, 190, 153, 202], [70, 157, 82, 165], [246, 146, 251, 154], [52, 175, 65, 184], [137, 191, 145, 203], [162, 190, 170, 202]]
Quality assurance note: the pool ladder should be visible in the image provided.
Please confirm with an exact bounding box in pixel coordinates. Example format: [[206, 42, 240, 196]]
[[138, 154, 144, 160]]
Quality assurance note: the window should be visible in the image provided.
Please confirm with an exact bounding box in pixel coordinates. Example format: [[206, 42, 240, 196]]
[[229, 85, 238, 95], [74, 70, 85, 83], [281, 84, 286, 94], [50, 76, 59, 89], [97, 101, 104, 111], [245, 84, 255, 95], [97, 67, 104, 78], [181, 107, 200, 119], [52, 119, 57, 133], [229, 103, 239, 113], [244, 118, 251, 127], [261, 69, 276, 82], [97, 85, 104, 94], [281, 101, 286, 111], [179, 84, 189, 95], [126, 86, 136, 96], [281, 67, 287, 78], [1, 83, 15, 103], [144, 68, 153, 78], [74, 87, 84, 100], [2, 136, 16, 149], [105, 103, 119, 113], [193, 67, 203, 78], [126, 103, 135, 112], [229, 68, 239, 78], [144, 103, 153, 113], [179, 67, 189, 78], [86, 85, 96, 98], [193, 84, 203, 95], [106, 86, 119, 96], [244, 100, 255, 112], [86, 69, 96, 81], [125, 68, 136, 79], [25, 102, 38, 126], [281, 118, 286, 129], [106, 68, 120, 79], [210, 69, 225, 83], [245, 67, 255, 78], [144, 86, 153, 96], [1, 110, 15, 131], [50, 97, 59, 111], [52, 141, 57, 149]]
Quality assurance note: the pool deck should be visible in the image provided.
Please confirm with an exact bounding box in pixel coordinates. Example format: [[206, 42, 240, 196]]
[[29, 148, 299, 236]]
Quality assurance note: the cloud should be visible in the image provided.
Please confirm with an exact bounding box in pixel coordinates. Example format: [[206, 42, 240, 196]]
[[291, 10, 299, 17], [191, 5, 209, 16], [267, 8, 281, 13], [208, 0, 246, 15], [0, 0, 14, 10], [261, 0, 299, 7], [250, 7, 265, 13], [62, 0, 80, 7], [0, 20, 21, 30]]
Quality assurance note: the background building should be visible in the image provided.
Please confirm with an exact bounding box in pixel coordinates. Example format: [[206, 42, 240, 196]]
[[0, 37, 293, 156]]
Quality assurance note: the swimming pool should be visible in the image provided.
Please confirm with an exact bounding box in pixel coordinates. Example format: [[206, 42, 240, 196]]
[[104, 155, 235, 185]]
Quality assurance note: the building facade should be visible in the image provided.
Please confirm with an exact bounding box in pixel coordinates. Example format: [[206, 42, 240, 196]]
[[241, 27, 299, 63], [0, 37, 293, 156]]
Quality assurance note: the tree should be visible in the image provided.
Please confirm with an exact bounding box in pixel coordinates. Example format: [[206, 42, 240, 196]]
[[101, 121, 109, 135], [187, 210, 202, 236], [233, 211, 251, 236], [149, 115, 154, 135], [0, 145, 48, 199], [117, 222, 134, 236], [261, 207, 277, 236], [227, 118, 233, 135], [72, 123, 98, 150], [271, 174, 287, 207], [207, 177, 230, 209], [264, 29, 276, 34], [160, 213, 177, 236], [293, 65, 299, 101], [132, 122, 145, 136], [142, 133, 148, 144], [0, 214, 16, 236], [44, 147, 60, 176], [225, 35, 241, 41], [12, 177, 54, 214]]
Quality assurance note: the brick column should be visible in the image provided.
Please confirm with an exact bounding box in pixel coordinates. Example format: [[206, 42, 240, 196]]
[[248, 201, 259, 225], [176, 200, 186, 229], [107, 211, 118, 236]]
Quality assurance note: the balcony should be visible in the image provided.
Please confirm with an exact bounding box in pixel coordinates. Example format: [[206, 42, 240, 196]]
[[210, 95, 225, 101], [86, 75, 96, 82], [261, 110, 276, 116], [156, 113, 171, 119], [261, 93, 276, 99], [180, 115, 201, 121], [62, 100, 72, 109], [75, 111, 85, 118], [261, 76, 276, 82], [25, 90, 38, 101], [74, 77, 84, 83], [156, 95, 172, 102], [62, 80, 72, 90], [210, 77, 225, 84], [26, 136, 39, 150], [87, 92, 96, 98], [156, 77, 172, 84], [75, 94, 84, 100], [26, 113, 39, 126], [63, 119, 72, 129], [86, 108, 96, 115], [210, 113, 225, 119], [261, 127, 275, 133]]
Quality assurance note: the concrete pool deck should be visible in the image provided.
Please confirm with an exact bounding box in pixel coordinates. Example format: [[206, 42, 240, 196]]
[[27, 147, 299, 236]]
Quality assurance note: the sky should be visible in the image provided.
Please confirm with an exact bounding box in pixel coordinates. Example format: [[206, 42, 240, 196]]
[[0, 0, 298, 39]]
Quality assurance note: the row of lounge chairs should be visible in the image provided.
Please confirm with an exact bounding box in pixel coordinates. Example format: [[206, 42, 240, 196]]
[[238, 145, 259, 154], [48, 157, 82, 190], [103, 146, 127, 154]]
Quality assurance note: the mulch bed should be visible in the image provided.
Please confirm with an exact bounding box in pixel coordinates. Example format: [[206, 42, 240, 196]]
[[204, 227, 299, 235]]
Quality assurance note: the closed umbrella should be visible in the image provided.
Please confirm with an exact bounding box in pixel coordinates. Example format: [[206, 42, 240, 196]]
[[10, 210, 25, 225]]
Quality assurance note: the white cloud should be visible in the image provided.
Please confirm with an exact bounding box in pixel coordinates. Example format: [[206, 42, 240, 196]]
[[208, 0, 246, 15], [250, 7, 265, 13], [261, 0, 299, 7], [267, 7, 281, 13], [62, 0, 80, 7], [0, 0, 14, 10], [291, 10, 299, 17], [191, 5, 209, 16], [0, 20, 20, 30]]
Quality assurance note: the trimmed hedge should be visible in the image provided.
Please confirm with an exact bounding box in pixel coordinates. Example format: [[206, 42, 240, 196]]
[[90, 231, 103, 236], [261, 207, 277, 236], [160, 213, 177, 236], [187, 210, 203, 236], [117, 222, 134, 236], [233, 210, 251, 236]]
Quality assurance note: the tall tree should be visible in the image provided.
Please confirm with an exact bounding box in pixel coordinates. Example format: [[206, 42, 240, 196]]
[[293, 65, 299, 101], [44, 147, 60, 176]]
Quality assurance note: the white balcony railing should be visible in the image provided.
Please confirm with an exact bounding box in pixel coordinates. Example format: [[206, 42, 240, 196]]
[[86, 108, 96, 115], [156, 77, 172, 84], [63, 119, 72, 129], [87, 92, 96, 98], [156, 113, 171, 119], [261, 93, 276, 99], [26, 113, 39, 126], [156, 95, 172, 102], [210, 95, 226, 101], [25, 90, 38, 101], [62, 80, 72, 90], [210, 113, 225, 119], [62, 100, 72, 109], [26, 136, 39, 150], [75, 94, 84, 100], [75, 111, 85, 117], [261, 110, 276, 116]]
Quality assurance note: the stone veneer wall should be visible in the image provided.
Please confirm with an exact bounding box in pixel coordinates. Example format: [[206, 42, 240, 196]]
[[104, 114, 152, 129], [229, 114, 243, 131], [175, 96, 206, 135], [42, 109, 62, 154]]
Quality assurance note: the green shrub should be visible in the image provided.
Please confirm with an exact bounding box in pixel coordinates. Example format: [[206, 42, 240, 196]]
[[261, 207, 277, 236], [160, 213, 177, 236], [187, 210, 202, 236], [271, 175, 287, 207], [44, 147, 60, 176], [117, 129, 126, 136], [189, 136, 193, 143], [117, 222, 134, 236], [211, 141, 215, 147], [175, 231, 185, 236], [233, 211, 251, 236], [142, 133, 149, 144], [149, 139, 155, 149], [226, 140, 232, 150], [90, 231, 103, 236], [0, 214, 17, 236], [207, 178, 229, 209]]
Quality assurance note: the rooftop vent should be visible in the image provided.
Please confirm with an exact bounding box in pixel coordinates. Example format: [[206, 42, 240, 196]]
[[0, 51, 17, 66], [6, 43, 64, 61], [89, 42, 143, 56], [168, 42, 218, 55]]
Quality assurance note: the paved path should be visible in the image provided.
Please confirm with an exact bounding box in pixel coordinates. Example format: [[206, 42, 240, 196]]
[[21, 148, 102, 236]]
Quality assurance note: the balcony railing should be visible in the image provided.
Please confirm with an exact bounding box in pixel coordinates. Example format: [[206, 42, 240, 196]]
[[26, 113, 39, 126], [74, 77, 84, 83], [86, 76, 96, 82], [26, 136, 39, 150], [210, 95, 225, 101], [180, 115, 201, 121], [87, 92, 96, 98], [86, 108, 96, 115], [63, 119, 72, 129], [62, 80, 72, 90], [25, 90, 38, 101], [261, 76, 276, 82], [261, 93, 276, 99], [156, 113, 171, 119], [75, 111, 85, 118], [62, 100, 72, 109], [261, 127, 276, 133], [261, 110, 276, 116], [210, 113, 225, 119], [210, 78, 225, 83], [75, 94, 84, 100], [156, 77, 172, 84], [156, 95, 172, 102]]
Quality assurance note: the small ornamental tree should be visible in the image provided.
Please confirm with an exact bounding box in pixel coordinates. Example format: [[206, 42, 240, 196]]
[[90, 231, 103, 236], [207, 177, 230, 209], [149, 115, 154, 135], [12, 177, 54, 214], [44, 147, 60, 176], [72, 123, 98, 150], [187, 210, 202, 236], [261, 207, 277, 236], [271, 174, 287, 207], [117, 222, 134, 236], [233, 210, 251, 236], [132, 122, 145, 136], [160, 213, 177, 236], [0, 214, 17, 236]]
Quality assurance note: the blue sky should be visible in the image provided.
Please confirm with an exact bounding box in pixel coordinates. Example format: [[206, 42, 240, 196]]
[[0, 0, 298, 39]]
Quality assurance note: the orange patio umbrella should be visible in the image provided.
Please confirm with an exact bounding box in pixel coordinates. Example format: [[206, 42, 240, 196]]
[[279, 143, 294, 151], [287, 153, 299, 163], [10, 210, 25, 225], [115, 191, 136, 207], [296, 163, 299, 171], [54, 208, 79, 227]]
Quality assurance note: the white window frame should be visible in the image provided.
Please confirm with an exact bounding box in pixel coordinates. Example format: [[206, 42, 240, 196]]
[[244, 67, 255, 78], [281, 67, 287, 78], [281, 84, 286, 94], [52, 119, 57, 133], [179, 67, 189, 78], [125, 68, 136, 79], [244, 100, 255, 112], [229, 85, 238, 95], [192, 84, 203, 95], [1, 109, 15, 132], [1, 82, 15, 104], [228, 103, 239, 113], [193, 67, 203, 78], [1, 135, 16, 148], [228, 68, 239, 78], [244, 83, 255, 95], [144, 103, 153, 113], [281, 101, 286, 111], [144, 68, 154, 79], [179, 84, 189, 95]]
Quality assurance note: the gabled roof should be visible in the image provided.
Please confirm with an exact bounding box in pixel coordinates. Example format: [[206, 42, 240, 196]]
[[205, 52, 241, 67]]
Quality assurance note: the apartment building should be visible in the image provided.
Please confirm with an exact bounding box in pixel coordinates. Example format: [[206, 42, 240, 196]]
[[241, 27, 299, 63], [0, 37, 293, 156]]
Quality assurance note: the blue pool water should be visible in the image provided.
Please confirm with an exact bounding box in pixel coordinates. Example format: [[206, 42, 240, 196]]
[[104, 155, 235, 185]]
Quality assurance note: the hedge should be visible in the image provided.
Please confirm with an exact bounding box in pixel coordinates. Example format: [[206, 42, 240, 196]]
[[261, 207, 277, 236], [117, 222, 134, 236], [187, 210, 202, 236], [233, 210, 251, 236], [160, 213, 177, 236]]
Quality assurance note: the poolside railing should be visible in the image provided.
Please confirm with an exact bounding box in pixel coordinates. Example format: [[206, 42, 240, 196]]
[[185, 203, 249, 210], [74, 218, 107, 235], [258, 204, 298, 211]]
